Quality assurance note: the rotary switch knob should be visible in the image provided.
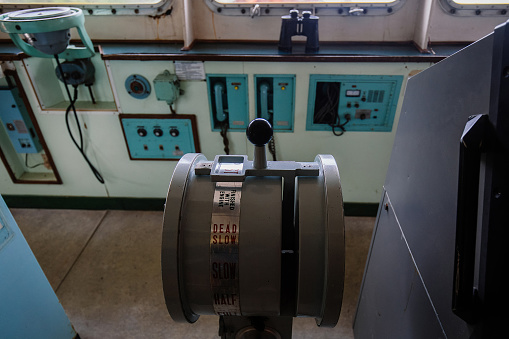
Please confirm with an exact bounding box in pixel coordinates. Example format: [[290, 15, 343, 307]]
[[170, 128, 180, 137], [137, 128, 147, 137], [154, 128, 163, 137]]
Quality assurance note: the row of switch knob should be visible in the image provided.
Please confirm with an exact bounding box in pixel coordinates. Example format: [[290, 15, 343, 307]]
[[137, 128, 180, 137]]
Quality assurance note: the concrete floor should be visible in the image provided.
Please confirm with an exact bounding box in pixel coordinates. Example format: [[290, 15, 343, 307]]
[[11, 208, 375, 339]]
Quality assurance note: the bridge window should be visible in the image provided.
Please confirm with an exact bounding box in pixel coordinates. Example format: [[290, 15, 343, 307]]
[[206, 0, 405, 16], [452, 0, 509, 3], [215, 1, 396, 3], [440, 0, 509, 15], [0, 0, 173, 16]]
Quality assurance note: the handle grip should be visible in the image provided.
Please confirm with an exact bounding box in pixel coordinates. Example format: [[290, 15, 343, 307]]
[[453, 114, 488, 324], [213, 82, 227, 123], [259, 81, 271, 122]]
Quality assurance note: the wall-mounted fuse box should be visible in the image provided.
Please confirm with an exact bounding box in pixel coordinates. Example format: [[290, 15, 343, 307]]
[[255, 75, 295, 132], [207, 74, 249, 131], [0, 87, 42, 154], [120, 114, 200, 160], [153, 70, 180, 106], [306, 75, 403, 132]]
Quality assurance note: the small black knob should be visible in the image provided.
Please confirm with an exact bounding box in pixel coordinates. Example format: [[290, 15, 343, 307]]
[[169, 128, 179, 137], [246, 118, 273, 147], [137, 128, 147, 137], [302, 11, 311, 19], [290, 9, 299, 18], [153, 128, 163, 137]]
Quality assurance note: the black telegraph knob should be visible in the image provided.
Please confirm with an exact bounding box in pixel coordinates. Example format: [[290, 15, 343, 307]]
[[246, 118, 273, 147], [137, 128, 147, 137], [290, 9, 299, 18]]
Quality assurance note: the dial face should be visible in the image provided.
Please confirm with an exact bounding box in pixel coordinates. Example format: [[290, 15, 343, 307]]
[[5, 7, 75, 21], [130, 81, 145, 94], [125, 74, 151, 99], [346, 89, 361, 97]]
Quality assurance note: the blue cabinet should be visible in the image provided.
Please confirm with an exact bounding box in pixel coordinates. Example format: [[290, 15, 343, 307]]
[[0, 195, 77, 338]]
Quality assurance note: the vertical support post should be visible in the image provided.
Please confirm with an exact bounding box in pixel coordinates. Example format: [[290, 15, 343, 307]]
[[182, 0, 195, 51]]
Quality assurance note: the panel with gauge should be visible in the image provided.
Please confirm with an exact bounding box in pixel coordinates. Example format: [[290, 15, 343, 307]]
[[0, 87, 42, 154], [119, 114, 200, 160], [306, 74, 403, 132]]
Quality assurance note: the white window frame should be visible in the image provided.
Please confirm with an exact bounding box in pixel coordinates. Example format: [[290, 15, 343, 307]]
[[0, 0, 173, 16], [204, 0, 405, 16], [439, 0, 509, 16]]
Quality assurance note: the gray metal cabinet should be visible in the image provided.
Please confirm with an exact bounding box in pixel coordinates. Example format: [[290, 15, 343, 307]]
[[355, 193, 445, 338], [354, 20, 509, 338]]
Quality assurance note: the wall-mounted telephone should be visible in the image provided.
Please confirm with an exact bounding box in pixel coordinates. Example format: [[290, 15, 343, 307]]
[[206, 75, 249, 132], [258, 81, 273, 122], [213, 81, 228, 124], [255, 75, 295, 132]]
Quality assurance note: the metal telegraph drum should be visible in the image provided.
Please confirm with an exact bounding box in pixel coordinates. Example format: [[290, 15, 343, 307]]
[[0, 7, 95, 60], [162, 119, 345, 338]]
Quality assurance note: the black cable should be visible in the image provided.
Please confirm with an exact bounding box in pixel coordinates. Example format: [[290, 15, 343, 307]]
[[314, 83, 340, 124], [330, 113, 350, 137], [86, 84, 96, 104], [322, 83, 350, 136], [25, 154, 44, 169], [55, 55, 105, 184], [219, 122, 230, 155], [169, 104, 176, 115]]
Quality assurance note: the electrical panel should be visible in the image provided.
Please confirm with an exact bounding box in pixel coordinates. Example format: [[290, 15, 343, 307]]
[[255, 75, 295, 132], [0, 87, 42, 154], [153, 70, 180, 105], [207, 74, 249, 131], [306, 75, 403, 132], [120, 114, 200, 160]]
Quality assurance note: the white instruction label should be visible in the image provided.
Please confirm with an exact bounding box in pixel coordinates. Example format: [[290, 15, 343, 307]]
[[175, 61, 206, 81]]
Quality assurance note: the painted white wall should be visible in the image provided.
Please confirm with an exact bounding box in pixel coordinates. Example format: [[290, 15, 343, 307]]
[[1, 0, 505, 203], [0, 58, 431, 203]]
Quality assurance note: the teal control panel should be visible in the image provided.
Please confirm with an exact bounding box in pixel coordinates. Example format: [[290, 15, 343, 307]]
[[0, 87, 42, 154], [255, 75, 295, 132], [120, 114, 200, 160], [207, 74, 249, 131], [306, 75, 403, 132]]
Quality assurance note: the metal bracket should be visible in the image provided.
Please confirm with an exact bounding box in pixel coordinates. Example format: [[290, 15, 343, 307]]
[[195, 155, 319, 182]]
